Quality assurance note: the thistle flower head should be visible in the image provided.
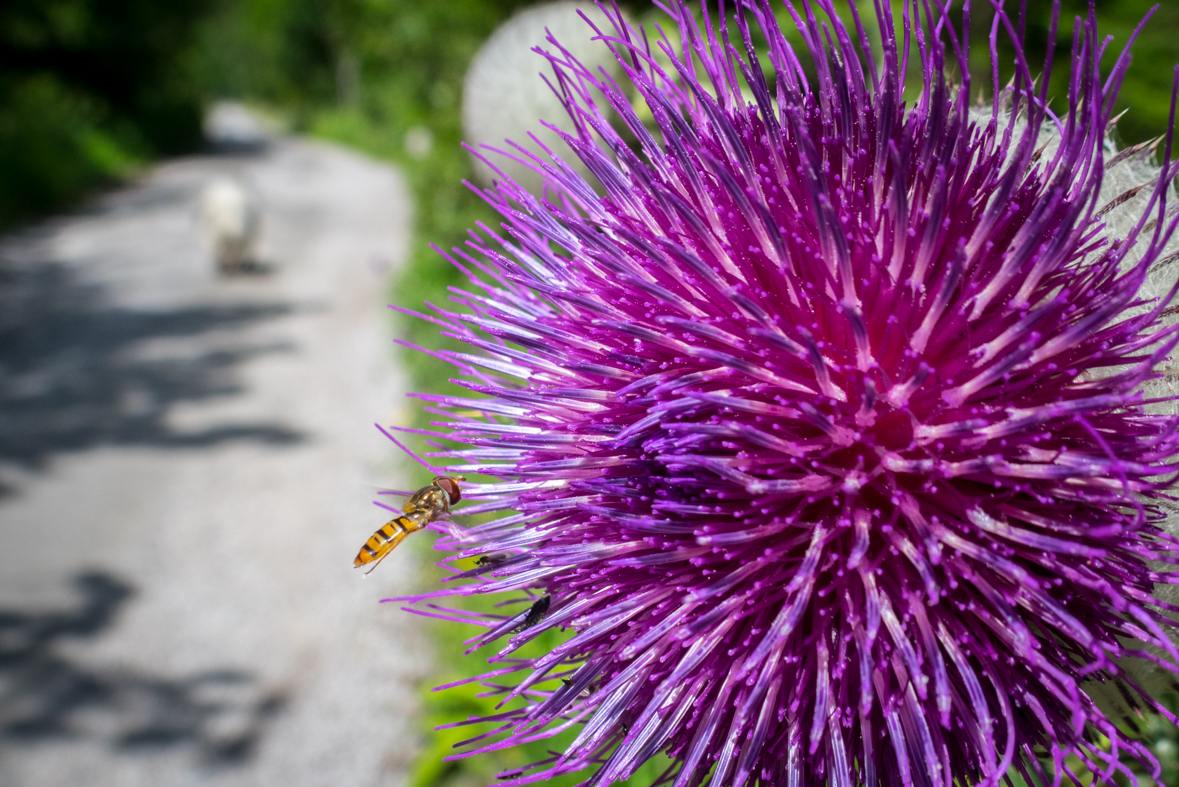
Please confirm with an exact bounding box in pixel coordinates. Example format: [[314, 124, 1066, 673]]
[[393, 1, 1179, 784]]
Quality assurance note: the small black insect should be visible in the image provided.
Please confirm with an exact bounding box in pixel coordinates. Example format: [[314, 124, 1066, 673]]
[[561, 677, 592, 700], [513, 595, 551, 633]]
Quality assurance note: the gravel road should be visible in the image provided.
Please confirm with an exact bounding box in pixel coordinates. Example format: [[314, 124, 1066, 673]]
[[0, 107, 431, 787]]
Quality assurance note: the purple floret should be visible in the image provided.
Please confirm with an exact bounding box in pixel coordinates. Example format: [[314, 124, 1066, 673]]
[[388, 1, 1179, 784]]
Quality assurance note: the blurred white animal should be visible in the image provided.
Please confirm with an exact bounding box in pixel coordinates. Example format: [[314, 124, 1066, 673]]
[[200, 177, 261, 273]]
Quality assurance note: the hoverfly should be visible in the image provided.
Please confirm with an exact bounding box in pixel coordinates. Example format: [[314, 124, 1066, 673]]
[[354, 475, 464, 574]]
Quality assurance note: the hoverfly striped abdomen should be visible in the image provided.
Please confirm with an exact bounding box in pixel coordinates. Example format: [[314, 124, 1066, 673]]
[[355, 517, 410, 567]]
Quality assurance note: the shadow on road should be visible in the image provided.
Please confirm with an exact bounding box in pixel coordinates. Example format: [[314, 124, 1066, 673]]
[[0, 258, 306, 486], [0, 572, 286, 766]]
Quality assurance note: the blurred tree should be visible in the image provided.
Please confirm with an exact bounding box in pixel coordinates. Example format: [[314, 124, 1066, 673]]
[[195, 0, 338, 113], [196, 0, 554, 119], [0, 0, 214, 152], [0, 0, 215, 225]]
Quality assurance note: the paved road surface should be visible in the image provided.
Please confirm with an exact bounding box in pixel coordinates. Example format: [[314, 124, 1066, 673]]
[[0, 108, 431, 786]]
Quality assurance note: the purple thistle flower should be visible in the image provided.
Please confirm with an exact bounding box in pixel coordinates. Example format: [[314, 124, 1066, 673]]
[[389, 1, 1179, 784]]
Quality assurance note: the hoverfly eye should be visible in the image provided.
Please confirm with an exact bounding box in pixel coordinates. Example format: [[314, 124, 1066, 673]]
[[436, 476, 461, 504]]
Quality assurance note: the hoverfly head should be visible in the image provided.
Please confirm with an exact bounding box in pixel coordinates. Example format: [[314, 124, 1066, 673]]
[[434, 475, 464, 506]]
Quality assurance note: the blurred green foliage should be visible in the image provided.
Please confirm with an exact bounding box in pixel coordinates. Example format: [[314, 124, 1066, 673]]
[[0, 0, 214, 226]]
